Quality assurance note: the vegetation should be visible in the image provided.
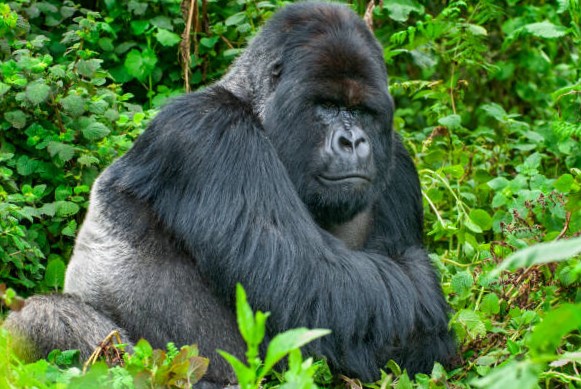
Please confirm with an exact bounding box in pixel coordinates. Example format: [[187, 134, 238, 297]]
[[0, 0, 579, 388]]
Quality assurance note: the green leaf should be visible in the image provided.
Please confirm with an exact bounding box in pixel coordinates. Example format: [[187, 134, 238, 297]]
[[396, 370, 413, 389], [78, 155, 100, 167], [55, 185, 72, 201], [81, 121, 110, 141], [130, 20, 149, 35], [480, 103, 507, 121], [200, 36, 219, 49], [454, 309, 486, 338], [467, 24, 487, 36], [464, 216, 483, 233], [553, 174, 573, 192], [61, 220, 78, 237], [217, 350, 254, 384], [60, 94, 85, 117], [469, 209, 493, 231], [383, 0, 424, 22], [124, 49, 157, 82], [527, 303, 581, 356], [472, 361, 541, 389], [438, 114, 462, 129], [225, 13, 246, 27], [491, 237, 581, 277], [76, 59, 102, 78], [481, 293, 500, 315], [47, 142, 75, 162], [44, 257, 66, 289], [261, 328, 330, 377], [0, 81, 10, 97], [487, 177, 509, 190], [55, 201, 80, 217], [25, 80, 51, 104], [524, 21, 567, 39], [5, 110, 28, 129], [451, 271, 474, 298], [16, 156, 39, 176], [156, 28, 181, 47]]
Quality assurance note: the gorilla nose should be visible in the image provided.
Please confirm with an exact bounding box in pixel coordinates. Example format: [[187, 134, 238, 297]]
[[331, 127, 370, 160]]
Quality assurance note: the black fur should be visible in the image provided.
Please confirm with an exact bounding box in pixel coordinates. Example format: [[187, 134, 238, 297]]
[[4, 3, 455, 384]]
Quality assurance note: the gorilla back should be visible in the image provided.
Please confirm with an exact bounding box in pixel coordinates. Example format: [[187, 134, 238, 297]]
[[4, 2, 455, 385]]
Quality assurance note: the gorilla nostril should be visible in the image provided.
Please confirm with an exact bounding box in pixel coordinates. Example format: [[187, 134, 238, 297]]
[[339, 136, 353, 150]]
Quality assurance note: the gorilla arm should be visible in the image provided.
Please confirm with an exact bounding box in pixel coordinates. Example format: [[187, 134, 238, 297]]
[[108, 87, 452, 381]]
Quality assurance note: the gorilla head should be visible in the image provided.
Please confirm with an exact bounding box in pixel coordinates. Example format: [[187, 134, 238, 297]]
[[222, 3, 395, 229]]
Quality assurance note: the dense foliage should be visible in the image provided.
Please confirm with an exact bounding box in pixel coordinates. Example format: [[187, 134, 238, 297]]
[[0, 0, 579, 388]]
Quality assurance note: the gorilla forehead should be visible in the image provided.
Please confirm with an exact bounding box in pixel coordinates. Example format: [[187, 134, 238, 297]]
[[273, 4, 389, 107]]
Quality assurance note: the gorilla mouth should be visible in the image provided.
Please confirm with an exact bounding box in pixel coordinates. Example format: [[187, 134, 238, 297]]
[[318, 174, 372, 185]]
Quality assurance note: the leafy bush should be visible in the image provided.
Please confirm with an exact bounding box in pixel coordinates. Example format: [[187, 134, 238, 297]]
[[0, 3, 150, 296]]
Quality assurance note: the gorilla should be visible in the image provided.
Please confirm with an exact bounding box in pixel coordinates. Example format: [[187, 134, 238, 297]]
[[5, 2, 455, 385]]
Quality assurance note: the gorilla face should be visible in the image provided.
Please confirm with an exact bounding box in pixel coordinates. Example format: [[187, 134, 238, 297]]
[[262, 28, 394, 228]]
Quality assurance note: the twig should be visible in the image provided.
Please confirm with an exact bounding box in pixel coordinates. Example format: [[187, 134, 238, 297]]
[[363, 0, 375, 31], [556, 211, 571, 240], [180, 0, 196, 92], [82, 330, 124, 374]]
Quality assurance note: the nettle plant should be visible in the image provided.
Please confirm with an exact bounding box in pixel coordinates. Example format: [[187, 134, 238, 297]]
[[0, 5, 150, 296]]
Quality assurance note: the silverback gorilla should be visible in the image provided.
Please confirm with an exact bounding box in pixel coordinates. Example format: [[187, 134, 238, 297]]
[[5, 2, 455, 385]]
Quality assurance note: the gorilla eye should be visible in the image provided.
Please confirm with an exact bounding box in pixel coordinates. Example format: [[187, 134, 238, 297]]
[[271, 62, 283, 86]]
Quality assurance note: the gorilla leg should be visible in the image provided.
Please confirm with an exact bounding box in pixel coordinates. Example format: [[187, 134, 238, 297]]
[[3, 294, 131, 361]]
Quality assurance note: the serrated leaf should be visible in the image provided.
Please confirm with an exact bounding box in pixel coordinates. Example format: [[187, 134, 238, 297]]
[[0, 81, 10, 97], [5, 110, 28, 129], [32, 184, 47, 198], [524, 21, 567, 39], [156, 28, 181, 47], [553, 174, 573, 192], [16, 156, 39, 176], [472, 360, 541, 389], [78, 155, 100, 167], [481, 293, 500, 315], [60, 94, 85, 117], [55, 201, 80, 217], [455, 309, 486, 338], [451, 271, 474, 297], [76, 59, 102, 78], [124, 49, 157, 82], [487, 177, 509, 190], [383, 0, 424, 22], [39, 203, 56, 217], [200, 36, 219, 48], [81, 121, 110, 141], [47, 142, 75, 162], [438, 114, 462, 129], [480, 103, 507, 122], [527, 303, 581, 355], [491, 237, 581, 277], [62, 220, 77, 237], [55, 185, 72, 201], [25, 80, 51, 104]]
